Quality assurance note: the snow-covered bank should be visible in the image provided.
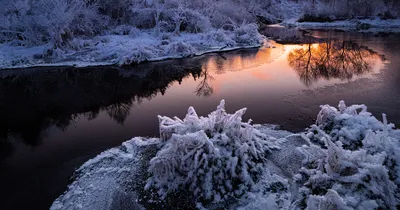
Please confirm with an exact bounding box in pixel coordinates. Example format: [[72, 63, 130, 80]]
[[281, 0, 400, 33], [0, 27, 266, 69], [51, 100, 400, 210], [1, 0, 275, 70], [284, 18, 400, 33]]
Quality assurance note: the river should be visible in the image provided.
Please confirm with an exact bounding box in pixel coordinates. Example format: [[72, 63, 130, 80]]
[[0, 29, 399, 209]]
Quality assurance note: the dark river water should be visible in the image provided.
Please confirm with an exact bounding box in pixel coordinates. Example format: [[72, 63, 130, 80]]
[[0, 30, 399, 209]]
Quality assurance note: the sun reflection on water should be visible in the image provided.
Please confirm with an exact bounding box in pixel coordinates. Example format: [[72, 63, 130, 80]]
[[192, 38, 385, 96]]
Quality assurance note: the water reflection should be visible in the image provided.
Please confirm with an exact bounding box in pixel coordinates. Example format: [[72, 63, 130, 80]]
[[0, 30, 398, 210], [287, 39, 384, 86], [0, 34, 385, 161], [201, 47, 284, 75], [262, 26, 318, 44], [106, 101, 132, 125], [0, 64, 202, 151], [194, 69, 214, 97]]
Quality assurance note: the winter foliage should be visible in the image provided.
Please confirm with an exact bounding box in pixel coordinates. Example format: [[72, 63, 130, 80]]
[[0, 0, 269, 69], [145, 100, 283, 203], [293, 100, 400, 209], [1, 0, 399, 68], [52, 100, 400, 209]]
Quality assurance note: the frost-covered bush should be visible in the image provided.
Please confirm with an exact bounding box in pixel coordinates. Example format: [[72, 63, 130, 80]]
[[107, 25, 141, 37], [231, 22, 264, 45], [0, 0, 105, 46], [145, 100, 283, 203], [209, 2, 256, 28], [95, 0, 133, 23], [173, 9, 212, 33], [130, 8, 156, 29], [163, 41, 196, 57], [204, 30, 236, 47], [312, 100, 394, 150], [201, 22, 264, 49], [292, 100, 400, 209], [0, 0, 267, 66], [118, 45, 159, 65]]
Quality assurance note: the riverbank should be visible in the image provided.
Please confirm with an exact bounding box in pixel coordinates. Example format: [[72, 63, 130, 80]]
[[283, 17, 400, 33], [2, 17, 399, 70], [0, 26, 267, 70]]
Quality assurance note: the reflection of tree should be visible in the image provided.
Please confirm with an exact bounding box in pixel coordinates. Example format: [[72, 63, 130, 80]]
[[83, 109, 100, 121], [0, 62, 202, 156], [106, 101, 132, 125], [288, 40, 382, 86], [0, 135, 13, 162], [0, 46, 267, 160], [194, 68, 214, 97]]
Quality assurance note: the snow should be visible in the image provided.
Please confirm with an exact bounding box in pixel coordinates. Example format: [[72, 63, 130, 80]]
[[0, 0, 273, 70], [146, 100, 284, 202], [51, 100, 400, 209], [51, 137, 153, 210], [0, 29, 266, 69], [295, 101, 400, 209], [274, 0, 400, 33], [1, 0, 398, 69], [284, 18, 400, 33]]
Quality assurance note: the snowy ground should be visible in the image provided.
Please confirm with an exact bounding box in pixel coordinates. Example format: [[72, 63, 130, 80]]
[[51, 100, 400, 210], [283, 18, 400, 33], [0, 27, 267, 70]]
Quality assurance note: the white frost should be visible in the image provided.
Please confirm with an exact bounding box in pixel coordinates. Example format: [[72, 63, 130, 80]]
[[51, 100, 400, 209]]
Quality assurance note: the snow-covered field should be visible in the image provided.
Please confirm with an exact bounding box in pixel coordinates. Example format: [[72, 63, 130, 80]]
[[51, 100, 400, 210]]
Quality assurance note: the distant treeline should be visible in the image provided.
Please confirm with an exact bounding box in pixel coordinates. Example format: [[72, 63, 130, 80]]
[[300, 0, 400, 21]]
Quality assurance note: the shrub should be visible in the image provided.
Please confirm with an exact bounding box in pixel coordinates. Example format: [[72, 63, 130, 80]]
[[0, 0, 106, 46], [145, 100, 282, 204], [294, 100, 400, 209]]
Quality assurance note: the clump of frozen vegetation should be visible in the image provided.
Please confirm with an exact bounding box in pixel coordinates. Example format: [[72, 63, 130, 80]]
[[145, 100, 284, 204], [292, 100, 400, 209], [144, 100, 400, 209], [51, 100, 400, 210], [312, 101, 394, 150], [232, 22, 264, 46]]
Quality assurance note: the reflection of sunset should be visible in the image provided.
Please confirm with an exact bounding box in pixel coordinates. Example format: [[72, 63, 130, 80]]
[[251, 70, 273, 81], [287, 40, 384, 86], [169, 39, 385, 98], [202, 46, 284, 74]]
